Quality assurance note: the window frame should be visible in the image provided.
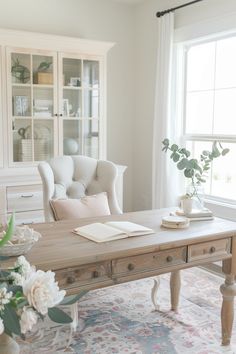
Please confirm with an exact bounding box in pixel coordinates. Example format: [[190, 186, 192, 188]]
[[180, 31, 236, 209]]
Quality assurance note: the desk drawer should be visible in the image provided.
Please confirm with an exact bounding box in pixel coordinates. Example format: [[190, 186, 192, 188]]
[[56, 261, 112, 289], [188, 238, 231, 262], [112, 247, 187, 276], [7, 185, 43, 212]]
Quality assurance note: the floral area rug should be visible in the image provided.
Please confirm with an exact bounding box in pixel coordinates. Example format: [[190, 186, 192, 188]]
[[19, 267, 236, 354]]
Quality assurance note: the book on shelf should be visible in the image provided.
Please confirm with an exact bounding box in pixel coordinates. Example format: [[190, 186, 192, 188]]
[[73, 221, 154, 243]]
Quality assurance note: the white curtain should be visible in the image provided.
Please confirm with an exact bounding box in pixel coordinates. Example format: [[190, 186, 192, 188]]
[[152, 13, 181, 209]]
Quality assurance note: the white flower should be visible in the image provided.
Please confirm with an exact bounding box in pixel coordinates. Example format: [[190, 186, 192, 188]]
[[0, 288, 12, 311], [20, 307, 38, 334], [15, 256, 35, 278], [23, 270, 66, 315], [10, 272, 24, 286], [0, 318, 4, 335]]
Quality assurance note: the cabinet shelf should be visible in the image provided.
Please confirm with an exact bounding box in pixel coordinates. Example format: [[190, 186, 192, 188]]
[[12, 83, 31, 87], [63, 86, 82, 90], [33, 84, 54, 89]]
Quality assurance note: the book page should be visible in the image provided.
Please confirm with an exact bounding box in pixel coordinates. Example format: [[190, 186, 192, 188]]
[[74, 222, 127, 242], [105, 221, 153, 236]]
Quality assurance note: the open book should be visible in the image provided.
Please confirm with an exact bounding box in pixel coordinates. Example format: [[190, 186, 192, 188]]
[[73, 221, 154, 243]]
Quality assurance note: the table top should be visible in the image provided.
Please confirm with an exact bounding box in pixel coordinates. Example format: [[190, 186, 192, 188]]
[[18, 208, 236, 271]]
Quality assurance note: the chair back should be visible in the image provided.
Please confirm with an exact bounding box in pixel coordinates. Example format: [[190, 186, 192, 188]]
[[38, 155, 122, 221]]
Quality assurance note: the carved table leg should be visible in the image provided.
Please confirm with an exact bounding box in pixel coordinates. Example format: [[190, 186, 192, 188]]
[[220, 274, 236, 346], [70, 303, 78, 331], [170, 270, 181, 312], [151, 277, 160, 311]]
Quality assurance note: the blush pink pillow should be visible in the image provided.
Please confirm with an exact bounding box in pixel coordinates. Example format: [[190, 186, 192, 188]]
[[50, 192, 111, 221]]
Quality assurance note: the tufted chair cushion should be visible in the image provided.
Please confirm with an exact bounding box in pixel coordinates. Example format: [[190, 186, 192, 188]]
[[38, 155, 122, 222]]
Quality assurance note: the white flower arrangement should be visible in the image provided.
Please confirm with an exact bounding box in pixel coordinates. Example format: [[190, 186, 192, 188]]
[[0, 215, 86, 340]]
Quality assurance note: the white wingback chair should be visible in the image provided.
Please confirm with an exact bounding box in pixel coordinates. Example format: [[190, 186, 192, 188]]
[[38, 155, 122, 222]]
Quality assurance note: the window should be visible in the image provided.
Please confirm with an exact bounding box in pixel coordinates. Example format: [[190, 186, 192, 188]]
[[183, 34, 236, 203]]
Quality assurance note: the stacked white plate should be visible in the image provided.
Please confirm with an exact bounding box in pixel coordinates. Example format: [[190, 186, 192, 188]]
[[161, 215, 190, 229]]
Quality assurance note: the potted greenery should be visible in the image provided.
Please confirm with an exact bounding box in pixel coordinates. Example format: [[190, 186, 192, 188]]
[[162, 139, 229, 212], [11, 58, 30, 84], [0, 216, 85, 353]]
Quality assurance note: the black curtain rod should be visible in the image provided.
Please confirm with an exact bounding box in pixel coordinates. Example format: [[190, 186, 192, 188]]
[[156, 0, 204, 18]]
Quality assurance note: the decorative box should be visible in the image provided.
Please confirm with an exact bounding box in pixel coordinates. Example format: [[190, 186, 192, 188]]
[[36, 72, 53, 85]]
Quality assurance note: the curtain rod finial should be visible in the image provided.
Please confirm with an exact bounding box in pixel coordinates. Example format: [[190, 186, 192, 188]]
[[156, 10, 171, 18]]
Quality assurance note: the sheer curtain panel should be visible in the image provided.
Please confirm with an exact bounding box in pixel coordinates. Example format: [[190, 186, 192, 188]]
[[152, 13, 180, 208]]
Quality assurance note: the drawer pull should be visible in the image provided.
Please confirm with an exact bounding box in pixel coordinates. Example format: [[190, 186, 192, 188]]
[[210, 246, 216, 253], [166, 256, 173, 263], [21, 194, 34, 198], [128, 263, 135, 271], [93, 271, 99, 278], [67, 276, 76, 284]]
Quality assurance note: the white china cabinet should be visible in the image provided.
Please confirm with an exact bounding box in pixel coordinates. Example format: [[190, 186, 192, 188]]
[[0, 29, 126, 224]]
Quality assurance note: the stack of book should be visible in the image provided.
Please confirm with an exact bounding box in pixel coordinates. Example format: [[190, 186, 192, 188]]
[[174, 208, 214, 221]]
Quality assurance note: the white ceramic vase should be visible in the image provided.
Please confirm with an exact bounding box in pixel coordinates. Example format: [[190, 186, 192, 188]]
[[180, 198, 193, 214], [187, 183, 205, 210], [0, 333, 20, 354]]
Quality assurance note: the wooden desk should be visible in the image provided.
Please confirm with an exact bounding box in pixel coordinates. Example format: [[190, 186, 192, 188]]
[[11, 209, 236, 346]]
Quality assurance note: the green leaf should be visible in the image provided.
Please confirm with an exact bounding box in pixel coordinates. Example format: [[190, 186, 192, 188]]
[[48, 307, 73, 324], [222, 148, 230, 156], [179, 148, 190, 157], [162, 138, 169, 146], [16, 299, 28, 309], [193, 161, 202, 174], [172, 152, 180, 162], [177, 158, 188, 170], [37, 61, 52, 72], [212, 150, 221, 158], [2, 304, 21, 336], [211, 143, 221, 158], [202, 150, 210, 156], [0, 282, 8, 289], [170, 144, 178, 152], [60, 290, 88, 306], [0, 214, 14, 248], [184, 149, 190, 158], [7, 286, 23, 294], [0, 270, 11, 278], [187, 159, 196, 169], [184, 168, 194, 178], [197, 177, 206, 183]]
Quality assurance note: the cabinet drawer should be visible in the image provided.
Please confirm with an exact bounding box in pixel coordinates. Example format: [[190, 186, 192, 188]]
[[11, 210, 44, 225], [56, 262, 112, 289], [188, 238, 231, 262], [7, 185, 43, 212], [112, 247, 187, 276]]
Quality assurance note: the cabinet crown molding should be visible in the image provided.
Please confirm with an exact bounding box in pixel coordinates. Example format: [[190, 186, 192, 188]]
[[0, 28, 115, 54]]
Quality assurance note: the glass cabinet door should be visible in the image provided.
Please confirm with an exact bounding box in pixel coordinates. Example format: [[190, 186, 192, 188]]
[[59, 54, 100, 159], [9, 49, 57, 164], [0, 47, 3, 168]]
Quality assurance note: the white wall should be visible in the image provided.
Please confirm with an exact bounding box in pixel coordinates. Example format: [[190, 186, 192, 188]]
[[133, 0, 236, 211], [0, 0, 135, 211], [1, 0, 236, 213]]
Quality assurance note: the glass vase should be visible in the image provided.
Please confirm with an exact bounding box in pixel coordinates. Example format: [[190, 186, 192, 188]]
[[0, 333, 20, 354], [186, 183, 205, 210]]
